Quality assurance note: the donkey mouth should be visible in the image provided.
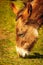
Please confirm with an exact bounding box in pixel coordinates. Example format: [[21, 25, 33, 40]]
[[16, 46, 29, 58]]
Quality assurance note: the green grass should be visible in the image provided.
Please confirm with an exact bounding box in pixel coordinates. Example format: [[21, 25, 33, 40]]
[[0, 0, 43, 65]]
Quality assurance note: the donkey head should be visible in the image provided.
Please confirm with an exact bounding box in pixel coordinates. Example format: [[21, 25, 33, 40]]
[[11, 0, 43, 57]]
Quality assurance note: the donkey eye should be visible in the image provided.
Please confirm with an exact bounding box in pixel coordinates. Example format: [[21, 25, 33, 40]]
[[17, 30, 27, 37], [18, 33, 25, 37]]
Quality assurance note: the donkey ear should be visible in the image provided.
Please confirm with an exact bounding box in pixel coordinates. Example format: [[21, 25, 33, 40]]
[[10, 2, 19, 15]]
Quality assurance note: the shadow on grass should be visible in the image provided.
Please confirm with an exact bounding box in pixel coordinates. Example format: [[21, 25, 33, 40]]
[[23, 53, 43, 59]]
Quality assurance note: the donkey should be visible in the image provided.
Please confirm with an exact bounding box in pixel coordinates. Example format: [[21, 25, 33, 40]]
[[11, 0, 43, 57]]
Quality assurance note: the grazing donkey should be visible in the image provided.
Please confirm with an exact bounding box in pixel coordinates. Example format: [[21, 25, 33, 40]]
[[11, 0, 43, 57]]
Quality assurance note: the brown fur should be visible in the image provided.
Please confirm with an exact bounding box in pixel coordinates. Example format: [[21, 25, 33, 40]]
[[11, 0, 43, 52]]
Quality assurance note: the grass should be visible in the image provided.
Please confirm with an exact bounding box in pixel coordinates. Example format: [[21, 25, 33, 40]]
[[0, 0, 43, 65]]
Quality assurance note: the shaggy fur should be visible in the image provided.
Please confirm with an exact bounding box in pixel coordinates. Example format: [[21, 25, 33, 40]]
[[11, 0, 43, 57]]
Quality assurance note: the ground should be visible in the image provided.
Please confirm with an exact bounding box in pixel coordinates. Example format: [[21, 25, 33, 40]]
[[0, 0, 43, 65]]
